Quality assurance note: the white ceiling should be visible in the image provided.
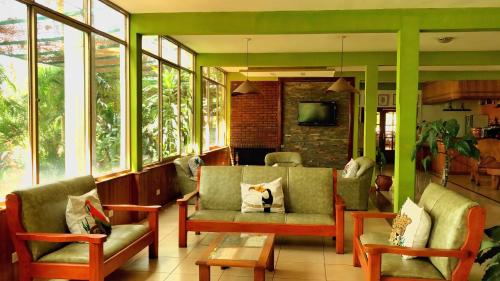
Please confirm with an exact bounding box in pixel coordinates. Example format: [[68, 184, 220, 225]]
[[172, 32, 500, 53], [111, 0, 500, 13]]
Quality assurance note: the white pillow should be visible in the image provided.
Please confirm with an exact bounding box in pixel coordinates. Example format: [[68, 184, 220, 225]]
[[66, 189, 111, 235], [342, 158, 359, 178], [241, 178, 285, 213], [389, 198, 432, 259]]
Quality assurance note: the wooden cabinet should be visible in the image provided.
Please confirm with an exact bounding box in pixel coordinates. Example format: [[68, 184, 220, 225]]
[[431, 142, 471, 175], [422, 80, 500, 104]]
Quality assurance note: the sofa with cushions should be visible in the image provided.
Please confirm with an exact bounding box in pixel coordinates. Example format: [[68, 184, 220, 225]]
[[352, 183, 485, 281], [337, 157, 375, 210], [264, 152, 303, 167], [173, 155, 198, 196], [177, 165, 346, 253], [6, 176, 160, 281]]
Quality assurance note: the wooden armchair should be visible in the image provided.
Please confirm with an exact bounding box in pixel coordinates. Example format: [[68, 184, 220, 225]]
[[352, 183, 485, 281]]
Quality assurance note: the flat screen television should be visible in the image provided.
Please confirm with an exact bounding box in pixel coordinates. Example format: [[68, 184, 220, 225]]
[[298, 101, 337, 126]]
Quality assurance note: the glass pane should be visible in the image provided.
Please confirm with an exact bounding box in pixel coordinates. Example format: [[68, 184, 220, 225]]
[[217, 85, 226, 146], [180, 71, 194, 154], [202, 66, 209, 78], [142, 55, 160, 164], [36, 0, 85, 22], [142, 35, 159, 56], [180, 48, 193, 70], [0, 0, 31, 198], [92, 0, 125, 40], [209, 234, 269, 261], [37, 14, 87, 183], [161, 64, 179, 158], [93, 34, 126, 175], [202, 79, 209, 151], [209, 82, 218, 147], [161, 38, 178, 63]]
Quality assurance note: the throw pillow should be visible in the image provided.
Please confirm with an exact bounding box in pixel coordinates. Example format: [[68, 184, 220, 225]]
[[66, 189, 112, 235], [389, 198, 432, 259], [342, 158, 359, 178], [241, 178, 285, 213], [188, 155, 204, 177]]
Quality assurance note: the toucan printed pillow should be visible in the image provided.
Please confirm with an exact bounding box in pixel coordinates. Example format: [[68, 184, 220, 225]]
[[241, 178, 285, 213], [66, 189, 112, 235]]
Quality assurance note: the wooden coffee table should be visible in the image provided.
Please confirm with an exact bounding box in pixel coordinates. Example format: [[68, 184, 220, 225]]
[[486, 166, 500, 190], [196, 233, 275, 281]]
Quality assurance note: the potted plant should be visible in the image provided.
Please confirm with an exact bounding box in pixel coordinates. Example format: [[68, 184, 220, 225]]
[[413, 119, 480, 186], [375, 146, 392, 191], [476, 226, 500, 281]]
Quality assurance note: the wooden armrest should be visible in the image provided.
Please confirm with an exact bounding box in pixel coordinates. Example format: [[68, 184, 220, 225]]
[[351, 211, 397, 219], [102, 204, 161, 212], [177, 190, 199, 205], [16, 232, 106, 244], [335, 194, 346, 207], [363, 244, 468, 258]]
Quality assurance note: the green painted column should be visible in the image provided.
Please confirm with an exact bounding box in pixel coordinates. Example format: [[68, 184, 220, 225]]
[[194, 62, 203, 154], [394, 18, 420, 211], [130, 31, 142, 172], [364, 65, 378, 163]]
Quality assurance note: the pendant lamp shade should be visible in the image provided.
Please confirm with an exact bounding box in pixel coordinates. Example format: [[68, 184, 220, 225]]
[[232, 38, 260, 96], [232, 79, 260, 96], [327, 77, 359, 94], [327, 35, 359, 94]]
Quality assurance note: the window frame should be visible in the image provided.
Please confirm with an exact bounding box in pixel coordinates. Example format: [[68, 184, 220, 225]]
[[202, 67, 227, 152], [141, 36, 196, 167], [2, 0, 130, 188]]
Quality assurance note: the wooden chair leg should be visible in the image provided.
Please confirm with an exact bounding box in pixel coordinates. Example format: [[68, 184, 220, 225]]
[[199, 264, 210, 281], [149, 211, 159, 258], [179, 205, 188, 247], [89, 243, 104, 281], [353, 242, 360, 267], [18, 266, 32, 281]]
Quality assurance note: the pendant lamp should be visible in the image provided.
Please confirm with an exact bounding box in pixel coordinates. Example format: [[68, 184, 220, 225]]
[[232, 38, 261, 96], [327, 36, 359, 94]]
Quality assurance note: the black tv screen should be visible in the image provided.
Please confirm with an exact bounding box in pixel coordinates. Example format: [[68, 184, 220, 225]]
[[298, 101, 337, 126]]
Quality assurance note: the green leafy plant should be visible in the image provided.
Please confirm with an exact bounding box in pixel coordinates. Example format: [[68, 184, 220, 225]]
[[476, 226, 500, 281], [412, 119, 480, 186], [376, 146, 387, 175]]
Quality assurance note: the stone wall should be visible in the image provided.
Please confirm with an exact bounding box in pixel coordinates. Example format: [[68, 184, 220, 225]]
[[283, 81, 352, 168]]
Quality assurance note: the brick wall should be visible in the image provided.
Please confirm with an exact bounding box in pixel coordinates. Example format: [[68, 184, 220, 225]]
[[230, 81, 281, 148]]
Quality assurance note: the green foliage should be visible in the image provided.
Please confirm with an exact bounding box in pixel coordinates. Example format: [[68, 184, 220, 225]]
[[476, 226, 500, 281], [376, 146, 387, 175]]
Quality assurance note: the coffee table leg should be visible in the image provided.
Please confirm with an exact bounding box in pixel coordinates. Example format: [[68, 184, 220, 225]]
[[199, 265, 210, 281], [267, 244, 274, 271], [254, 267, 265, 281]]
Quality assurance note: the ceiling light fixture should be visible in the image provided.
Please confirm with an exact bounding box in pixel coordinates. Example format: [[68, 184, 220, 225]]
[[327, 35, 359, 94], [232, 38, 261, 96]]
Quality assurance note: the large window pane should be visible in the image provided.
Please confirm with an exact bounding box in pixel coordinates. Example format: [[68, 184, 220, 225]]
[[142, 55, 159, 164], [93, 34, 126, 175], [202, 79, 209, 151], [209, 83, 218, 147], [217, 85, 226, 146], [0, 0, 31, 198], [37, 15, 86, 183], [161, 38, 178, 63], [142, 35, 158, 56], [162, 64, 179, 158], [92, 0, 126, 40], [180, 48, 193, 70], [36, 0, 85, 22], [180, 70, 194, 154]]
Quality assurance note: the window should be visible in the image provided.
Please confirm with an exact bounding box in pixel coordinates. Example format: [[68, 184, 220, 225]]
[[202, 67, 227, 151], [0, 0, 128, 197], [141, 36, 195, 165], [0, 0, 31, 198]]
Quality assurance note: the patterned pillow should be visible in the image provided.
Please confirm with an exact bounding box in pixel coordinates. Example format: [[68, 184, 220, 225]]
[[389, 198, 432, 259], [241, 178, 285, 213], [188, 155, 204, 177], [342, 158, 359, 178], [66, 189, 111, 235]]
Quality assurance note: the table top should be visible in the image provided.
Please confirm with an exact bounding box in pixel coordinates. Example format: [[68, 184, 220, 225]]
[[487, 167, 500, 175], [196, 233, 275, 268]]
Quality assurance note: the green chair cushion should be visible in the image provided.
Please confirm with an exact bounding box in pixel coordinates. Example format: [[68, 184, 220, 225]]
[[285, 213, 334, 225], [234, 213, 285, 224], [188, 210, 239, 222], [37, 224, 149, 263], [14, 175, 96, 261], [199, 166, 243, 211], [287, 167, 333, 214], [419, 183, 478, 280], [360, 232, 444, 280]]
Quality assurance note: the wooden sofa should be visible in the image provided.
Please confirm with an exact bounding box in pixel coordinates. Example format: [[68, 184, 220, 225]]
[[352, 183, 485, 281], [178, 166, 345, 253], [470, 138, 500, 185], [6, 176, 160, 281]]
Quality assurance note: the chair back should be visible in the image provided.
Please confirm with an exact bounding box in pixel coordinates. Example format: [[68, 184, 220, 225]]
[[264, 152, 302, 167]]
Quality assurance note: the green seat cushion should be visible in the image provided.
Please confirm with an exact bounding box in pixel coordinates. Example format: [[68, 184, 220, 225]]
[[37, 224, 149, 263], [14, 175, 96, 261], [234, 213, 285, 224], [285, 213, 334, 225], [199, 166, 243, 211], [360, 232, 444, 280], [287, 167, 333, 214], [188, 210, 239, 222]]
